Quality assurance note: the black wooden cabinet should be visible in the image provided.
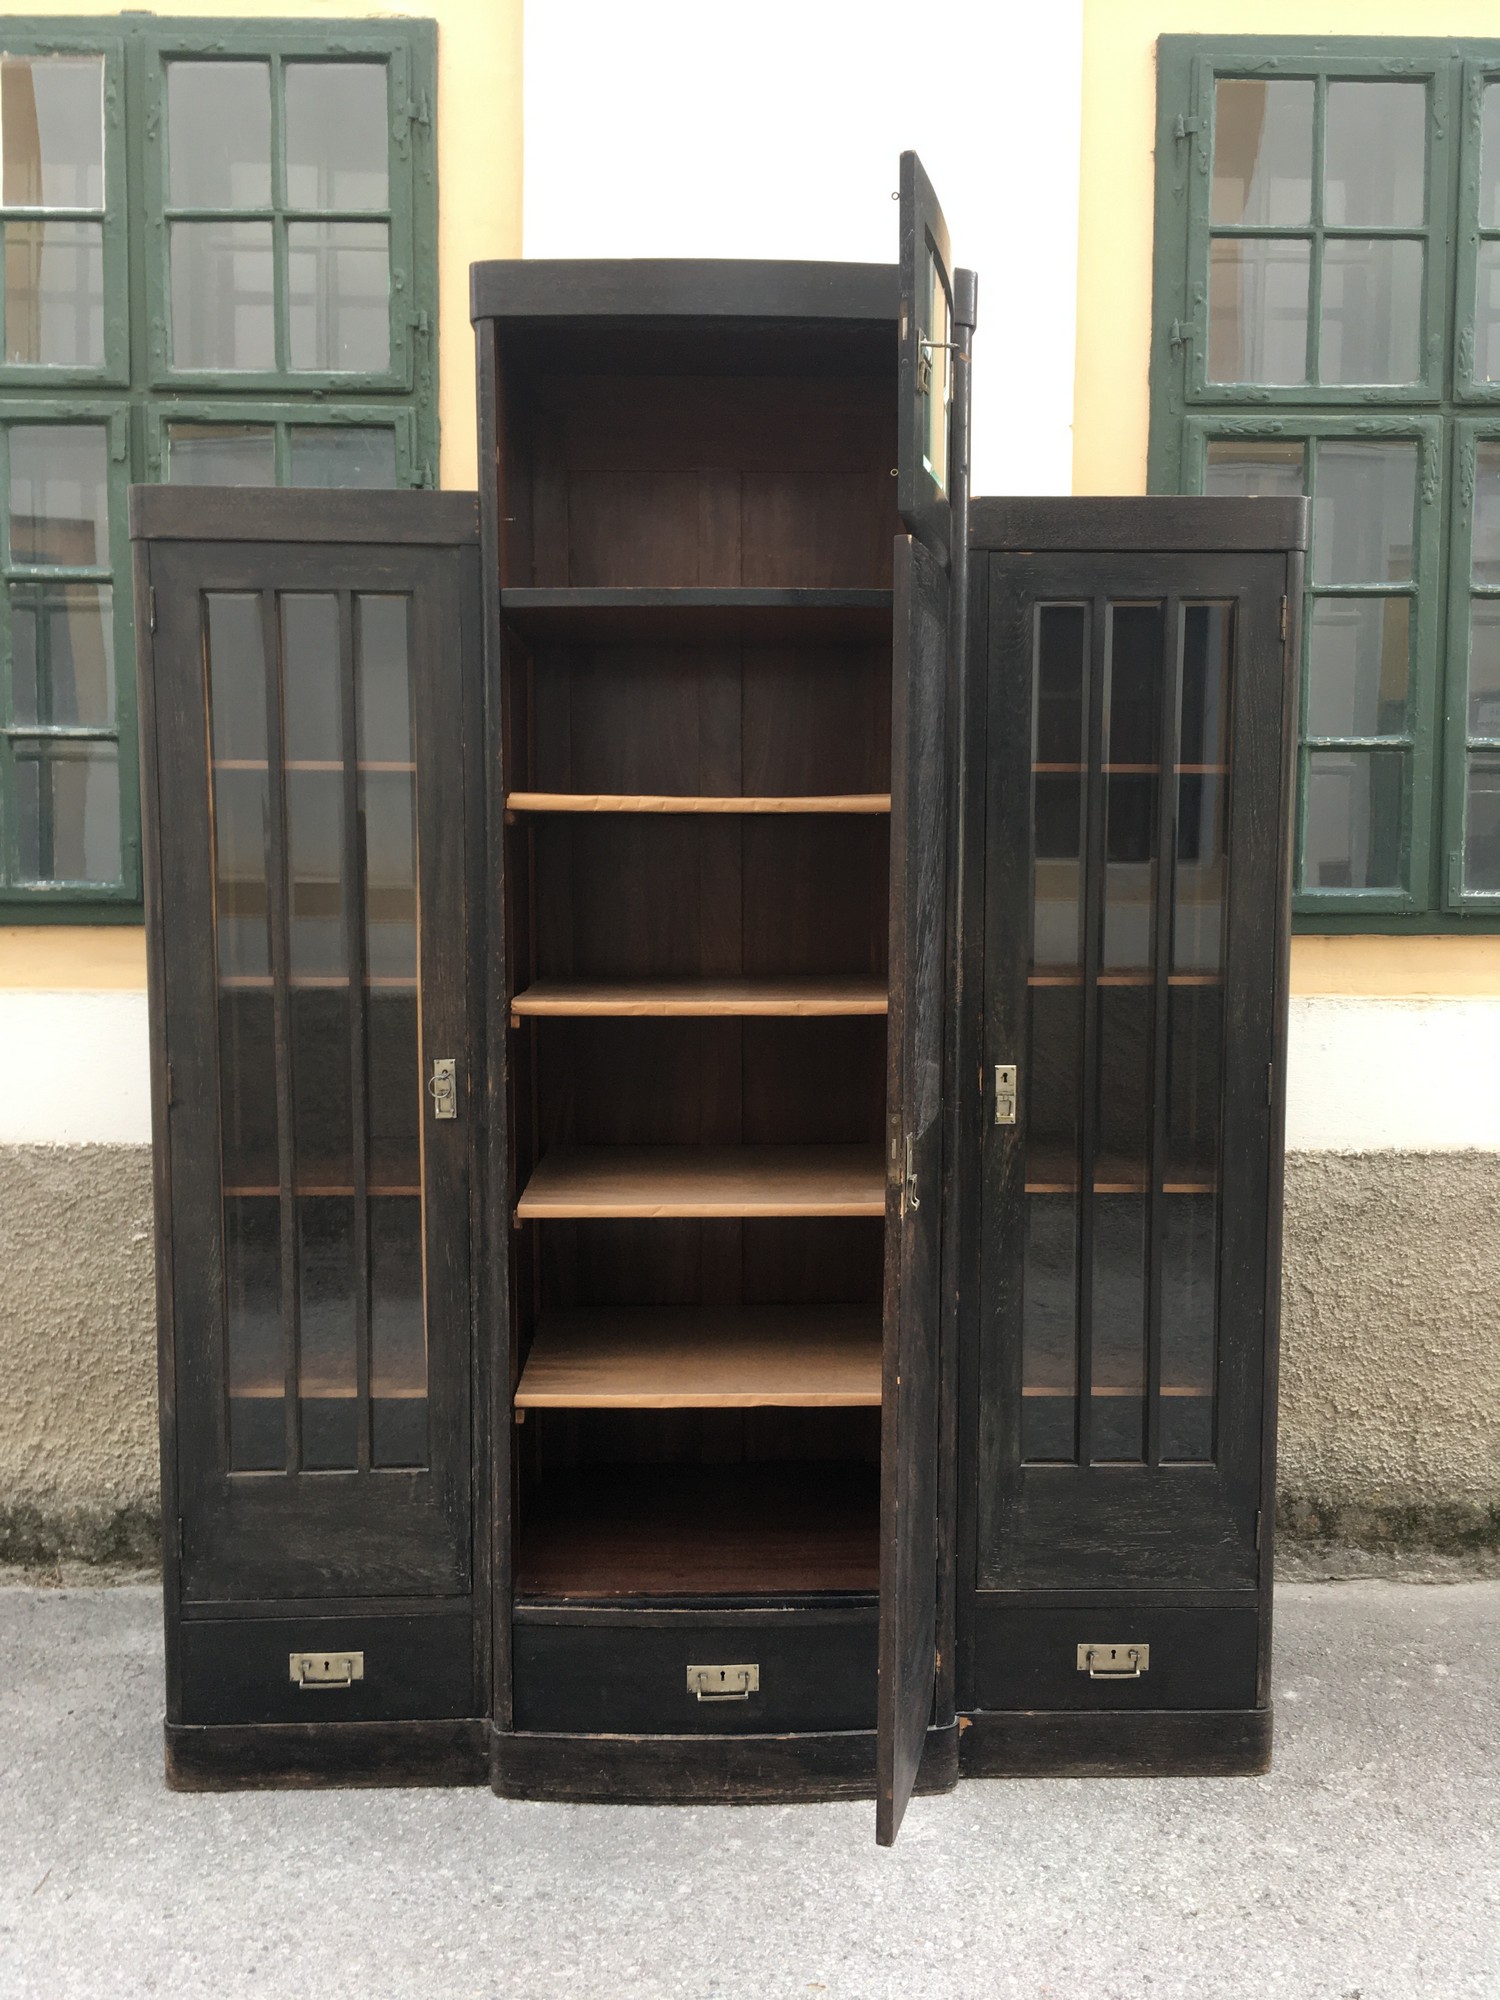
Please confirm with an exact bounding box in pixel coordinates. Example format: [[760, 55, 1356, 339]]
[[132, 154, 1305, 1837]]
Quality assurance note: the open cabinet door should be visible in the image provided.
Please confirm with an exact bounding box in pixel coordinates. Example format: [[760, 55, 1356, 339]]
[[876, 532, 950, 1845], [897, 150, 956, 566]]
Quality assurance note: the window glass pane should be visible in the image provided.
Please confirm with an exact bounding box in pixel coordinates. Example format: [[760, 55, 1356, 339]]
[[8, 423, 108, 565], [1174, 603, 1233, 973], [1481, 83, 1500, 231], [1473, 441, 1500, 584], [1306, 597, 1410, 739], [224, 1196, 283, 1473], [1207, 237, 1309, 384], [169, 221, 274, 370], [1470, 599, 1500, 737], [14, 738, 120, 882], [0, 56, 103, 209], [284, 64, 388, 211], [1101, 604, 1162, 972], [1311, 441, 1416, 586], [9, 579, 113, 725], [1323, 81, 1426, 227], [1211, 78, 1313, 226], [370, 1195, 427, 1468], [1204, 438, 1305, 499], [1032, 603, 1086, 971], [290, 425, 397, 489], [1472, 242, 1500, 385], [166, 61, 270, 209], [1318, 239, 1423, 386], [298, 1196, 357, 1471], [1467, 756, 1500, 892], [206, 593, 270, 978], [355, 594, 412, 763], [287, 220, 390, 372], [1304, 748, 1404, 889], [281, 593, 341, 764], [166, 422, 275, 486], [4, 219, 103, 365]]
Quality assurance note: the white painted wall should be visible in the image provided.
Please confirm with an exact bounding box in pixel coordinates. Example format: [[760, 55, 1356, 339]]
[[522, 0, 1084, 498], [0, 991, 151, 1145]]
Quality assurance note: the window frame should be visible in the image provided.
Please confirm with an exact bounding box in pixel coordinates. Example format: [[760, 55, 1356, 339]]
[[144, 400, 418, 488]]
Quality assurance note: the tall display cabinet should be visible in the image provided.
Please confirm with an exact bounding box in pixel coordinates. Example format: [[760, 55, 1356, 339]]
[[133, 154, 1305, 1843]]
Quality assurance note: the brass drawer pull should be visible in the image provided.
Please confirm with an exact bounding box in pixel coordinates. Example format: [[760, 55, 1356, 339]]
[[686, 1663, 759, 1702], [1077, 1643, 1149, 1680], [289, 1650, 365, 1690]]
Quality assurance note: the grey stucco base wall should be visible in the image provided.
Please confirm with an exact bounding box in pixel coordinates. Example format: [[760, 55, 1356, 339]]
[[2, 1144, 1498, 1565]]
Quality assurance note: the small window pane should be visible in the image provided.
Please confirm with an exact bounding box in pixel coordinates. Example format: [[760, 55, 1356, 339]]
[[1311, 441, 1417, 587], [290, 426, 397, 489], [9, 580, 113, 725], [1469, 600, 1500, 737], [1306, 597, 1410, 739], [1471, 242, 1500, 385], [14, 738, 120, 883], [1204, 439, 1305, 499], [1211, 79, 1313, 226], [1473, 442, 1500, 584], [287, 220, 390, 372], [169, 221, 274, 370], [224, 1196, 283, 1472], [166, 422, 275, 486], [1466, 756, 1500, 892], [0, 56, 103, 209], [166, 61, 270, 209], [1319, 239, 1423, 386], [8, 423, 108, 566], [284, 64, 389, 211], [3, 220, 103, 366], [1304, 749, 1404, 890], [355, 594, 412, 764], [1323, 82, 1426, 227], [1208, 237, 1309, 384], [1481, 83, 1500, 231]]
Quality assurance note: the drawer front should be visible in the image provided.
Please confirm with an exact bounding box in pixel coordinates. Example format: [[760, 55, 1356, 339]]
[[178, 1612, 477, 1726], [971, 1599, 1261, 1712], [512, 1610, 877, 1735]]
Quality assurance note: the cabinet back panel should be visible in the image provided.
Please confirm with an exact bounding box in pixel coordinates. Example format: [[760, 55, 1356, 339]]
[[534, 1217, 884, 1312]]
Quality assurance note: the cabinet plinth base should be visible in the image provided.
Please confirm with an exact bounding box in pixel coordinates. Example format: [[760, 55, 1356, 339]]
[[491, 1720, 959, 1805], [164, 1718, 489, 1791], [958, 1706, 1271, 1779]]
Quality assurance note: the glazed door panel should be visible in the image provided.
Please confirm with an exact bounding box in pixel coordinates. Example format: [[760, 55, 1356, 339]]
[[897, 150, 956, 567]]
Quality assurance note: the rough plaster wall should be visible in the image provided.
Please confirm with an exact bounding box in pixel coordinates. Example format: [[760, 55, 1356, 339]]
[[0, 1145, 158, 1561]]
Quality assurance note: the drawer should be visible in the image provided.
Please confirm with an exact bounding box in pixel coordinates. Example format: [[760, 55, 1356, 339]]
[[512, 1607, 877, 1735], [971, 1598, 1261, 1712], [178, 1611, 477, 1727]]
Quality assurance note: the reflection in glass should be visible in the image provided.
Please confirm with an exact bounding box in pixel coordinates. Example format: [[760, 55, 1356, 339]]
[[1020, 1194, 1077, 1464], [1211, 79, 1313, 225], [9, 580, 112, 726], [1473, 443, 1500, 584], [225, 1196, 283, 1472], [1175, 603, 1233, 973], [170, 221, 274, 370], [218, 990, 277, 1188], [1159, 1195, 1217, 1461], [1472, 243, 1500, 384], [13, 739, 119, 883], [1482, 84, 1500, 231], [356, 595, 412, 763], [1467, 757, 1500, 893], [4, 220, 103, 365], [1318, 239, 1422, 386], [286, 770, 345, 976], [1031, 604, 1086, 969], [1312, 441, 1416, 586], [290, 426, 398, 489], [1306, 597, 1409, 739], [287, 221, 390, 372], [166, 61, 270, 208], [284, 64, 388, 211], [1, 56, 104, 208], [367, 991, 419, 1188], [298, 1197, 357, 1470], [1304, 749, 1404, 889], [1470, 600, 1500, 738], [291, 989, 352, 1179], [1101, 605, 1162, 972], [8, 422, 107, 565], [1165, 985, 1222, 1192], [1208, 237, 1310, 384], [167, 423, 275, 486], [920, 244, 951, 494], [1025, 986, 1082, 1193], [361, 770, 417, 978], [1204, 438, 1305, 500], [207, 593, 266, 763], [207, 593, 270, 978], [281, 594, 341, 764], [370, 1196, 427, 1467], [1091, 1195, 1146, 1462], [1323, 82, 1426, 227]]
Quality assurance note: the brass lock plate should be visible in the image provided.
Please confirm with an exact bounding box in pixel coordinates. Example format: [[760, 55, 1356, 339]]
[[429, 1058, 458, 1120], [686, 1663, 759, 1702], [289, 1649, 365, 1689], [994, 1064, 1018, 1126], [1077, 1643, 1149, 1680]]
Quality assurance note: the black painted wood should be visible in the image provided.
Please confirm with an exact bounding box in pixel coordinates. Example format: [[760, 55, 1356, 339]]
[[969, 1597, 1260, 1711], [129, 487, 478, 545], [897, 152, 955, 564], [470, 258, 899, 326], [178, 1611, 477, 1726], [969, 496, 1309, 555], [958, 1706, 1271, 1778], [165, 1718, 488, 1791]]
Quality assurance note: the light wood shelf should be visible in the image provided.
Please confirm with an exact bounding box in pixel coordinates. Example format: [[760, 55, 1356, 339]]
[[511, 976, 888, 1019], [514, 1306, 881, 1409], [507, 791, 890, 815], [515, 1144, 885, 1219]]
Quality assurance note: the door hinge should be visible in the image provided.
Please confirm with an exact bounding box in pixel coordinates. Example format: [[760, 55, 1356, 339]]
[[176, 1517, 185, 1562], [1168, 319, 1199, 352], [1174, 114, 1205, 141], [1279, 594, 1289, 644], [1266, 1061, 1275, 1107], [164, 1061, 174, 1108], [903, 1133, 920, 1215], [1255, 1508, 1264, 1550], [148, 585, 158, 634]]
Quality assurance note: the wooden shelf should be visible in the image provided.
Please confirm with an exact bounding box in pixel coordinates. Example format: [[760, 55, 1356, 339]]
[[511, 976, 887, 1019], [499, 586, 893, 644], [515, 1306, 881, 1410], [507, 790, 890, 815], [515, 1144, 885, 1219]]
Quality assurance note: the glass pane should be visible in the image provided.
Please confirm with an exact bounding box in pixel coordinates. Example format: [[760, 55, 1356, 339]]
[[1207, 237, 1310, 384], [1304, 749, 1405, 889], [1306, 596, 1410, 738], [290, 425, 397, 489], [1159, 1195, 1217, 1462], [1032, 603, 1086, 971], [1101, 605, 1162, 973], [1211, 78, 1313, 226], [4, 220, 103, 365], [1467, 757, 1500, 892], [207, 594, 270, 979], [1323, 81, 1426, 227], [166, 423, 275, 487], [370, 1196, 426, 1468], [1, 56, 103, 209], [362, 770, 417, 979], [287, 220, 389, 372], [14, 738, 119, 882], [356, 595, 412, 763], [1473, 442, 1500, 584], [9, 580, 112, 725], [921, 244, 950, 494], [286, 770, 344, 978], [169, 221, 274, 370], [1026, 986, 1083, 1196], [284, 64, 388, 211], [281, 593, 341, 764], [1091, 1194, 1146, 1463], [1481, 83, 1500, 231], [298, 1196, 357, 1471], [1474, 242, 1500, 384], [1311, 440, 1416, 586], [368, 990, 419, 1188], [8, 423, 107, 565], [1204, 438, 1305, 500], [1318, 239, 1423, 386], [224, 1195, 283, 1472], [291, 989, 352, 1179], [1470, 599, 1500, 737], [1165, 985, 1222, 1188], [207, 593, 267, 763], [1020, 1194, 1077, 1464], [1174, 603, 1233, 974], [166, 61, 270, 209], [218, 989, 277, 1188]]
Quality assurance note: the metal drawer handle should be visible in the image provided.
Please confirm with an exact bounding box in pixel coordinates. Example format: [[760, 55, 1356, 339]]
[[289, 1650, 365, 1690], [1077, 1643, 1150, 1680], [686, 1663, 759, 1702]]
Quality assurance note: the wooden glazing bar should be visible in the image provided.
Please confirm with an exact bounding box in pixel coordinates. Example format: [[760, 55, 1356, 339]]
[[1075, 595, 1108, 1467], [1146, 596, 1184, 1469], [339, 586, 373, 1474]]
